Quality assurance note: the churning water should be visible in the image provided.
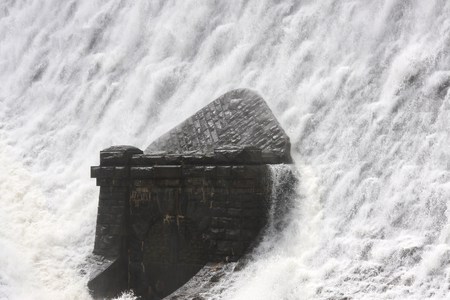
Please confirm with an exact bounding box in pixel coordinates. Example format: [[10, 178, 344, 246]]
[[1, 1, 449, 299]]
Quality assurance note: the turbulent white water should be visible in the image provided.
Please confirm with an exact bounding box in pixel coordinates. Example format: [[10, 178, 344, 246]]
[[1, 0, 449, 299]]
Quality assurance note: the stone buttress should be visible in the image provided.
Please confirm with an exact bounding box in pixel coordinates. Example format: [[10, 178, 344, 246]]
[[87, 89, 295, 299]]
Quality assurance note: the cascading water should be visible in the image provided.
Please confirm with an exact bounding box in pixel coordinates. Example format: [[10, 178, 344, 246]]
[[1, 0, 449, 299], [260, 165, 298, 251]]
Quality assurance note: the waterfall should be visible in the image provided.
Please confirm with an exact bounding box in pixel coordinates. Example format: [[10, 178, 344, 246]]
[[1, 1, 449, 299], [260, 165, 298, 251]]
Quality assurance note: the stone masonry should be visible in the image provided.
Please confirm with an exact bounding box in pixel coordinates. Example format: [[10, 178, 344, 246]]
[[87, 89, 293, 299], [146, 89, 292, 164]]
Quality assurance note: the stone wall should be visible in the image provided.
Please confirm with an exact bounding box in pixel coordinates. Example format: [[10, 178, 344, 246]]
[[87, 89, 294, 299], [89, 146, 271, 299]]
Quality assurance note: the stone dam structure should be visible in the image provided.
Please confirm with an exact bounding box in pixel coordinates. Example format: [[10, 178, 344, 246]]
[[88, 89, 295, 299]]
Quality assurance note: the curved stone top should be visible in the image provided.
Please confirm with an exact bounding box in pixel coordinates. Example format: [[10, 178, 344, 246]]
[[145, 89, 292, 163]]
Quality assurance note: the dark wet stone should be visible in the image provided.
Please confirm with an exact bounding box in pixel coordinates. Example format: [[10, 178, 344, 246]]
[[145, 89, 292, 163], [88, 89, 296, 300]]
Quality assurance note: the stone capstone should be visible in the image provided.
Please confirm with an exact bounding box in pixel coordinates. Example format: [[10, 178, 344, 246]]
[[146, 89, 292, 164]]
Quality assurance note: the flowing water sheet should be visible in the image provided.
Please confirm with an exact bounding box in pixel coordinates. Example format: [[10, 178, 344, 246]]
[[1, 1, 450, 299]]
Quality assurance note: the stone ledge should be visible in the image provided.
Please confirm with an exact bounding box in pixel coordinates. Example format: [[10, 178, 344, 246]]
[[130, 147, 290, 166], [100, 145, 143, 166]]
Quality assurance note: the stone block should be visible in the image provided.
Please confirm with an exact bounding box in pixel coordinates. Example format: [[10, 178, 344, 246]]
[[131, 220, 152, 241], [261, 150, 292, 164], [241, 217, 262, 229], [97, 213, 123, 225], [130, 167, 155, 179], [157, 179, 181, 187], [213, 146, 262, 164], [209, 228, 225, 239], [155, 189, 178, 215], [212, 188, 229, 196], [130, 154, 167, 165], [96, 224, 123, 236], [211, 200, 240, 209], [240, 199, 259, 209], [164, 155, 182, 165], [216, 241, 233, 254], [229, 188, 255, 195], [229, 194, 258, 209], [227, 208, 241, 217], [185, 201, 209, 217], [99, 186, 128, 193], [241, 229, 258, 240], [91, 166, 128, 178], [211, 192, 228, 202], [186, 177, 204, 186], [204, 166, 216, 177], [100, 152, 128, 166], [214, 241, 245, 257], [210, 207, 227, 217], [133, 179, 156, 187], [98, 204, 126, 215], [153, 166, 182, 178], [210, 217, 236, 229], [96, 178, 130, 187], [232, 241, 245, 254], [231, 165, 261, 178], [94, 234, 121, 252], [225, 229, 240, 240], [182, 155, 208, 165], [216, 166, 231, 177], [99, 188, 128, 201], [241, 208, 263, 217], [98, 198, 126, 209], [182, 166, 204, 177], [232, 179, 254, 188], [87, 257, 127, 299], [130, 189, 151, 204], [213, 179, 229, 188], [100, 145, 143, 166]]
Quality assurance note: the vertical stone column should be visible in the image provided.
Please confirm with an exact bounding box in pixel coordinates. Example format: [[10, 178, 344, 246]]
[[128, 165, 184, 298], [208, 164, 269, 262], [89, 146, 142, 297], [91, 146, 143, 258]]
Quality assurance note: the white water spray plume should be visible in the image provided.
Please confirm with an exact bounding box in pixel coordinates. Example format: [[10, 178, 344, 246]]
[[1, 1, 449, 299]]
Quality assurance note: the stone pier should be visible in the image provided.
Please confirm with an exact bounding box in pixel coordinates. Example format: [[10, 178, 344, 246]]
[[87, 89, 294, 299]]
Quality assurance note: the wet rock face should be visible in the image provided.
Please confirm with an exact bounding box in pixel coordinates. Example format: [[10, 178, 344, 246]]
[[88, 89, 293, 299]]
